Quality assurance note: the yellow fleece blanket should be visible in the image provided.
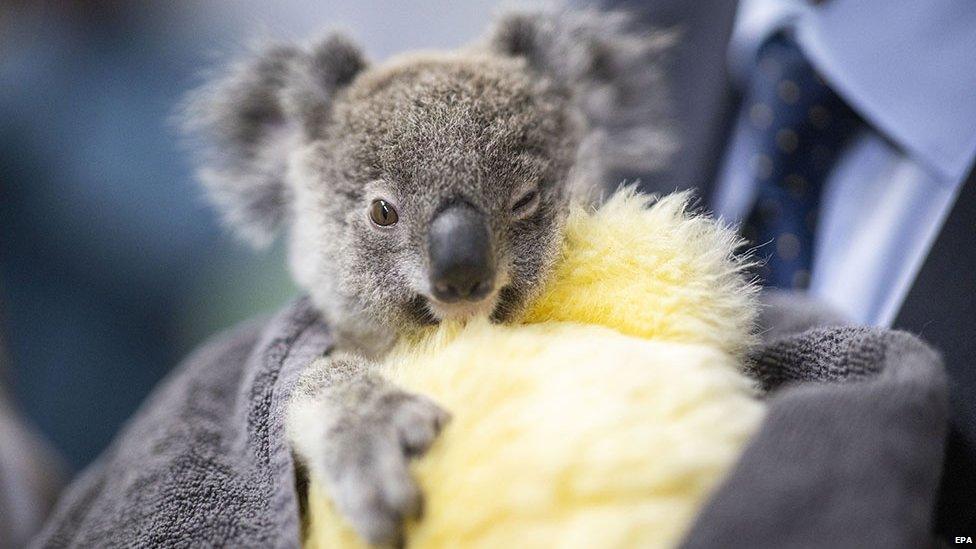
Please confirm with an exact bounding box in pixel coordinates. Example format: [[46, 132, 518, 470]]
[[305, 190, 764, 548]]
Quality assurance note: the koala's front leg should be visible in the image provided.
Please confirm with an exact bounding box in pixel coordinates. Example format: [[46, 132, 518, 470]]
[[287, 353, 450, 546]]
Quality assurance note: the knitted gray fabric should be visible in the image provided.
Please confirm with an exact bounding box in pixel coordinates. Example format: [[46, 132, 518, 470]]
[[28, 294, 948, 548], [683, 325, 948, 548]]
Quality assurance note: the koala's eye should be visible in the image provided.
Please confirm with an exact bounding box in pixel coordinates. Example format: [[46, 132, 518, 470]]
[[511, 189, 539, 218], [369, 199, 399, 227]]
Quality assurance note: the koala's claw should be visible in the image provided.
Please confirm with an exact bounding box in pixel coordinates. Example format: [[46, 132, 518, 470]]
[[323, 389, 450, 546], [392, 393, 451, 457]]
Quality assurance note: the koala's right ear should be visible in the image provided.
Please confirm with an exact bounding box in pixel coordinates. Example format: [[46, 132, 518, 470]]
[[181, 34, 366, 246], [486, 8, 676, 188]]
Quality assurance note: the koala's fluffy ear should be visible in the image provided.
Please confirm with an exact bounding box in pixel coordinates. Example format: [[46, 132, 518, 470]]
[[487, 8, 677, 180], [181, 34, 366, 246]]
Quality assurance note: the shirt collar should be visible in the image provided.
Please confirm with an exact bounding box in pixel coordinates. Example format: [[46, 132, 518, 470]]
[[731, 0, 976, 183]]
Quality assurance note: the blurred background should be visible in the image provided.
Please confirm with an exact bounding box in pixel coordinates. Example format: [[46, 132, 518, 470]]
[[0, 0, 515, 472]]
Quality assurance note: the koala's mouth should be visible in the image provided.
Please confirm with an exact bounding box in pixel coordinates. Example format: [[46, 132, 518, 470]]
[[423, 292, 500, 323], [408, 283, 517, 326]]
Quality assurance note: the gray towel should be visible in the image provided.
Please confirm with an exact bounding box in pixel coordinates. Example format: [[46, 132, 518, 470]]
[[683, 330, 947, 548], [30, 298, 332, 549], [29, 293, 948, 548], [681, 291, 947, 548]]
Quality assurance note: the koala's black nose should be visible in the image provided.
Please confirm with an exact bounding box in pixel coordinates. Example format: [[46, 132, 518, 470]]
[[428, 203, 495, 303]]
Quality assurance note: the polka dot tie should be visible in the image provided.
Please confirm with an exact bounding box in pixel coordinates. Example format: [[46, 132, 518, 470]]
[[740, 33, 860, 289]]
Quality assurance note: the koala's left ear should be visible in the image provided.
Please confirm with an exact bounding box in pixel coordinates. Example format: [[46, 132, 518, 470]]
[[486, 8, 677, 180], [181, 34, 366, 247]]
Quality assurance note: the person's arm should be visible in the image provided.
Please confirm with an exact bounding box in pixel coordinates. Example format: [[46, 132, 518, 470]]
[[0, 333, 66, 547]]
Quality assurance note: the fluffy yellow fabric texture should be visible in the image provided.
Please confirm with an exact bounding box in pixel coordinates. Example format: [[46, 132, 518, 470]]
[[304, 190, 764, 548]]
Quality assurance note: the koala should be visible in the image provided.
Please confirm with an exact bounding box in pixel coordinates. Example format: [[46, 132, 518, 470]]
[[183, 7, 672, 546]]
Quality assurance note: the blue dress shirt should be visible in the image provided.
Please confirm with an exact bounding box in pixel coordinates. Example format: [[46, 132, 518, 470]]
[[713, 0, 976, 326]]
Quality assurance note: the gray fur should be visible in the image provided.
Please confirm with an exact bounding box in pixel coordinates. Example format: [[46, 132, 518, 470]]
[[289, 354, 450, 546], [181, 35, 367, 247], [183, 6, 672, 544], [487, 7, 677, 186]]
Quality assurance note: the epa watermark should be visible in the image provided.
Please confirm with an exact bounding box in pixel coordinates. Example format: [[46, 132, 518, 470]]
[[956, 536, 974, 544]]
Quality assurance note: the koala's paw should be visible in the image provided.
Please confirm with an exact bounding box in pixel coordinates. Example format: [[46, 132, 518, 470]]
[[322, 387, 451, 546]]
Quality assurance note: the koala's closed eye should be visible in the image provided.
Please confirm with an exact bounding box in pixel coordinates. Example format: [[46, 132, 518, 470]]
[[511, 188, 540, 219]]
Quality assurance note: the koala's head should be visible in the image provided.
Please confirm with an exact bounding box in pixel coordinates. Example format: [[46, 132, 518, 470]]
[[183, 8, 672, 350]]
